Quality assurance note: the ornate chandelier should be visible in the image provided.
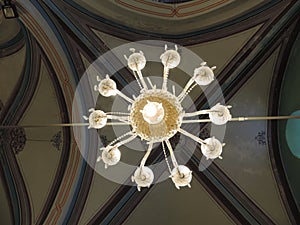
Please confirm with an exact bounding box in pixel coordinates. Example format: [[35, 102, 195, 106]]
[[83, 45, 232, 191], [1, 42, 299, 192]]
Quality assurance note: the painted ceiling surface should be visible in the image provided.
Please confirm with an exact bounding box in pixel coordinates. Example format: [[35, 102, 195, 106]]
[[0, 0, 300, 225]]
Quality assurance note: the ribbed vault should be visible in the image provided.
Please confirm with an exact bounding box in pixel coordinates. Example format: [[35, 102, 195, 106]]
[[0, 1, 299, 225]]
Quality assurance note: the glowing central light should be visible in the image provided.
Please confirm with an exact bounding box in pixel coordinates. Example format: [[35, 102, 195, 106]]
[[141, 101, 165, 124], [144, 103, 157, 117]]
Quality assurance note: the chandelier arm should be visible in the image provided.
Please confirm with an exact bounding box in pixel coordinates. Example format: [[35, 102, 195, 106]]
[[107, 115, 130, 123], [182, 119, 211, 124], [146, 77, 155, 89], [136, 70, 148, 90], [106, 115, 129, 120], [115, 134, 137, 148], [112, 120, 130, 125], [115, 90, 134, 104], [177, 77, 195, 99], [184, 109, 220, 118], [162, 66, 170, 91], [132, 70, 143, 90], [179, 128, 206, 145], [165, 139, 179, 169], [140, 142, 153, 169], [106, 122, 130, 126], [172, 85, 176, 95]]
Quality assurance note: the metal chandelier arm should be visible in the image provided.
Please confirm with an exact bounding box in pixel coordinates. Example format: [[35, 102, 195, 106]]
[[136, 69, 148, 90], [165, 139, 179, 169], [140, 142, 154, 169], [178, 128, 206, 145], [184, 109, 220, 117], [115, 89, 134, 104]]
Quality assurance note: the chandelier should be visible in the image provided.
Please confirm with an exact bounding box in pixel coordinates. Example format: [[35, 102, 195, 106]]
[[1, 42, 298, 192], [83, 45, 233, 191]]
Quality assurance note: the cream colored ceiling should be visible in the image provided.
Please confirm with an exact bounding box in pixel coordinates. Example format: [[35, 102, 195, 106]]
[[124, 178, 235, 225], [0, 46, 26, 105], [216, 47, 291, 225], [0, 18, 20, 45], [17, 61, 63, 223], [1, 1, 299, 225]]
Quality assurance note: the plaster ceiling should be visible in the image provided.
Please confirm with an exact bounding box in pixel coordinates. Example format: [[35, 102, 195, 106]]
[[0, 1, 299, 225]]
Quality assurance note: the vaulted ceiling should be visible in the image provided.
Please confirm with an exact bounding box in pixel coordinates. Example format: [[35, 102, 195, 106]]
[[0, 1, 300, 225]]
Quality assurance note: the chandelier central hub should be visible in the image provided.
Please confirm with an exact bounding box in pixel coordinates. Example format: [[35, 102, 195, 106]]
[[130, 89, 183, 143]]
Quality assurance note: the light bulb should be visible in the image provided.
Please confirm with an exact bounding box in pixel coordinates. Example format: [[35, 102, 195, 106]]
[[141, 101, 164, 124], [144, 103, 157, 117]]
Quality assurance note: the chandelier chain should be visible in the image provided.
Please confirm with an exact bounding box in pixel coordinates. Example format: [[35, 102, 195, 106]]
[[106, 112, 130, 115], [179, 83, 197, 103], [107, 131, 133, 147], [162, 142, 172, 174], [133, 70, 143, 90]]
